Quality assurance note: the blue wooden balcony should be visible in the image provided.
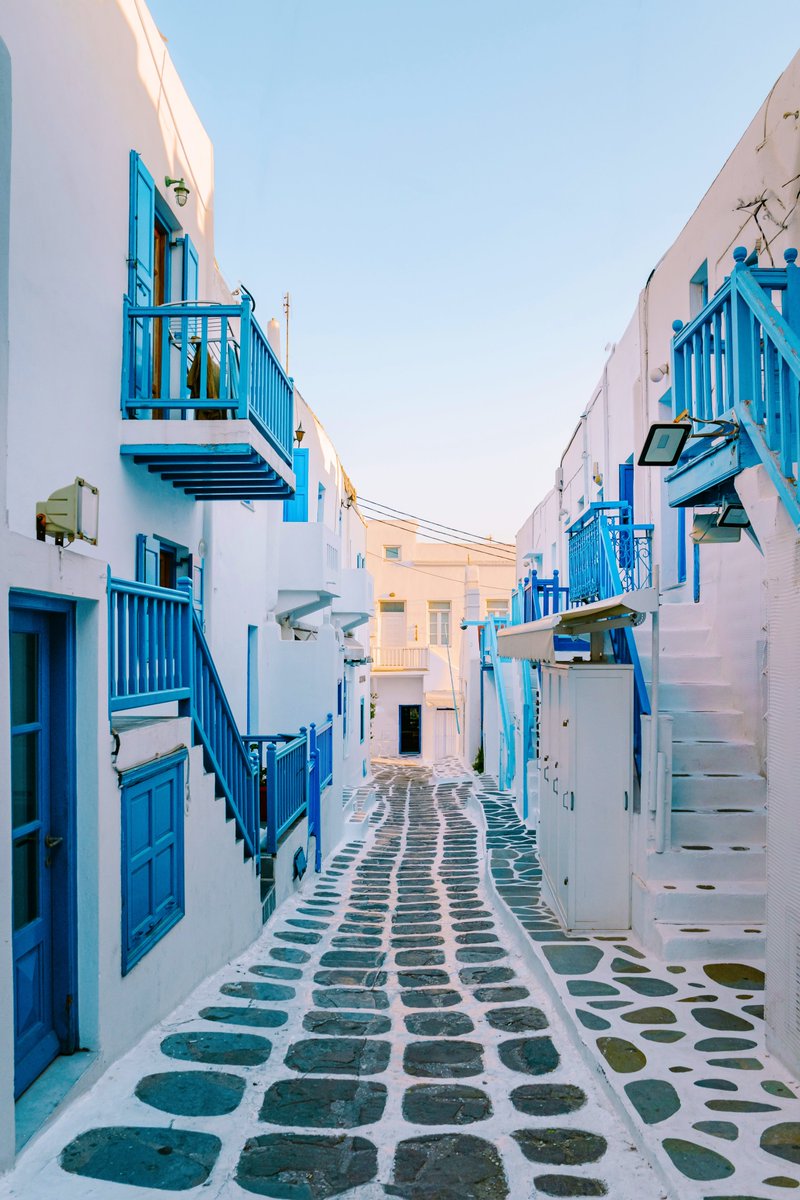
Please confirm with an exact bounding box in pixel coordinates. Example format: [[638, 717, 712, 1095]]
[[666, 247, 800, 527], [120, 296, 295, 500]]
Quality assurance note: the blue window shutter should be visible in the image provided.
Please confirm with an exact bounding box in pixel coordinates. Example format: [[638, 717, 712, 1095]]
[[192, 557, 205, 625], [181, 234, 199, 301], [121, 752, 185, 974], [283, 448, 309, 522], [337, 680, 343, 716], [128, 151, 156, 402], [360, 697, 365, 743], [136, 534, 160, 585]]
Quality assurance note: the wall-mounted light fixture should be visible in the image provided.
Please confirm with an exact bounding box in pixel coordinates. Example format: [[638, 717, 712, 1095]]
[[165, 176, 190, 207], [649, 363, 670, 383], [36, 477, 99, 546], [717, 501, 750, 529], [294, 421, 305, 445], [639, 413, 737, 468]]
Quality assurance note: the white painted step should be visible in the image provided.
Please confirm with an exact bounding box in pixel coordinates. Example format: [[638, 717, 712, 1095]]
[[658, 601, 711, 629], [669, 709, 744, 741], [653, 653, 724, 684], [671, 808, 766, 845], [671, 739, 761, 776], [659, 680, 738, 709], [652, 921, 765, 962], [641, 877, 766, 923], [644, 845, 765, 882], [672, 771, 766, 809]]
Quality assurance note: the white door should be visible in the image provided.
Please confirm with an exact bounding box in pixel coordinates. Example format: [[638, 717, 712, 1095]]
[[381, 609, 406, 648], [434, 708, 458, 760]]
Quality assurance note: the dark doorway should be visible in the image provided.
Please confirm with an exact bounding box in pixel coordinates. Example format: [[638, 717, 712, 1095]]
[[399, 704, 421, 755]]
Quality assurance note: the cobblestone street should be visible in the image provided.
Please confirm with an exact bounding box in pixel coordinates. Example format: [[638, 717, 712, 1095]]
[[0, 763, 665, 1199]]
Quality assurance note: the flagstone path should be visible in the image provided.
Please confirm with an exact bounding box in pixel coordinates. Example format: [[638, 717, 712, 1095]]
[[1, 765, 667, 1199]]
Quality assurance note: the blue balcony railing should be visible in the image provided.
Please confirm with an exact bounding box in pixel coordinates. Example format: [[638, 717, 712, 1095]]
[[671, 247, 800, 528], [317, 716, 334, 790], [250, 714, 334, 860], [121, 295, 293, 466]]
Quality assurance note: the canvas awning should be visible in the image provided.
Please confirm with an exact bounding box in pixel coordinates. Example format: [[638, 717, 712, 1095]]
[[424, 690, 463, 709], [496, 589, 658, 663]]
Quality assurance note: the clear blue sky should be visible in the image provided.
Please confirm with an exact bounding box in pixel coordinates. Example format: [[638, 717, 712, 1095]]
[[149, 0, 800, 541]]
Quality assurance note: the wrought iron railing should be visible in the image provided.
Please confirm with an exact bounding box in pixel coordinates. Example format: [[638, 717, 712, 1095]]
[[121, 295, 293, 466], [671, 247, 800, 528], [567, 504, 653, 605]]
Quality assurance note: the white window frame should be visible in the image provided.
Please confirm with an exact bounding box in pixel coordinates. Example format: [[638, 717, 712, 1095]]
[[428, 601, 451, 646]]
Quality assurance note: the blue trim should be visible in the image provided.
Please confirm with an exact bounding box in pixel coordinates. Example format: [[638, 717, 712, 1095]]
[[120, 749, 186, 975], [398, 704, 421, 755], [693, 541, 701, 604], [359, 696, 365, 743], [283, 448, 308, 521], [677, 508, 687, 584], [9, 594, 78, 1096]]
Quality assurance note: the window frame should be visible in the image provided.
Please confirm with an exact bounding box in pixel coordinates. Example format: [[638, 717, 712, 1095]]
[[384, 545, 401, 560], [428, 601, 451, 646]]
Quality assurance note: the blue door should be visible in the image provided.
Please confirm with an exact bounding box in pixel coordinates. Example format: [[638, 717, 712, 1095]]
[[10, 601, 76, 1097], [618, 458, 635, 570]]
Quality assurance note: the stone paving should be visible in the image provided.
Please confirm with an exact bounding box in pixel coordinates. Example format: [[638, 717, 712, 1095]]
[[0, 763, 666, 1199], [472, 771, 800, 1200]]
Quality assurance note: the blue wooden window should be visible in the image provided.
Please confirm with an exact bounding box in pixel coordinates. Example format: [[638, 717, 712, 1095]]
[[120, 751, 186, 974], [360, 697, 365, 743], [384, 546, 400, 559], [283, 449, 309, 522], [690, 261, 709, 318], [337, 680, 343, 716]]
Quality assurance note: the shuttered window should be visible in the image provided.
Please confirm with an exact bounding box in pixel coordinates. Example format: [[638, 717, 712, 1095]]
[[120, 751, 186, 974]]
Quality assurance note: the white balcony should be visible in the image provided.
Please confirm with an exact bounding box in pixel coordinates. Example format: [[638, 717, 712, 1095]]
[[331, 568, 374, 631], [276, 523, 341, 622], [373, 646, 430, 672]]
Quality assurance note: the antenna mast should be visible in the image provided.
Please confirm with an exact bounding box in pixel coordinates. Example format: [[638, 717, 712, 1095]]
[[283, 291, 290, 374]]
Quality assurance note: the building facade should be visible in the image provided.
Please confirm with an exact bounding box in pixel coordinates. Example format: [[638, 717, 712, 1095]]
[[0, 0, 371, 1166], [482, 49, 800, 1079], [367, 518, 514, 764]]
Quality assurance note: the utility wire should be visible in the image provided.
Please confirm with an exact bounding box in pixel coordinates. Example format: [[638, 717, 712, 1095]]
[[358, 496, 515, 549], [365, 550, 514, 593], [359, 506, 518, 564]]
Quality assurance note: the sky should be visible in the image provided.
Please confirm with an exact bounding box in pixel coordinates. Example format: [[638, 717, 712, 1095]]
[[148, 0, 800, 541]]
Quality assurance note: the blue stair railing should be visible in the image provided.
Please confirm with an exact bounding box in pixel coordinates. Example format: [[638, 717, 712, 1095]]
[[317, 715, 334, 789], [671, 246, 800, 528], [481, 618, 516, 791], [108, 575, 259, 864], [566, 505, 653, 774]]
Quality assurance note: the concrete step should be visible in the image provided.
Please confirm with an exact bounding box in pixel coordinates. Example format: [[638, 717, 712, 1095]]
[[669, 708, 744, 741], [672, 771, 766, 809], [658, 680, 739, 710], [638, 877, 766, 924], [643, 845, 766, 882], [671, 807, 766, 845], [652, 921, 765, 963], [649, 653, 724, 683], [658, 602, 710, 630], [671, 739, 761, 776]]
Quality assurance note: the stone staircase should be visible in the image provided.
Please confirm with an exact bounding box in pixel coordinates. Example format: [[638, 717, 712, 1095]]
[[633, 601, 766, 960]]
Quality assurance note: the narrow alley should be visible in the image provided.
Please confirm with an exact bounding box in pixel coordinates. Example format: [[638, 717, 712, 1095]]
[[0, 765, 664, 1200]]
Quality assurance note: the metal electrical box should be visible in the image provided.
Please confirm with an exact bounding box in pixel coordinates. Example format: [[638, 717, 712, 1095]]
[[538, 662, 633, 932]]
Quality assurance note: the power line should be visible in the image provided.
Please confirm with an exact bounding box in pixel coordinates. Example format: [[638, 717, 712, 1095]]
[[365, 550, 513, 594], [358, 496, 515, 549], [359, 505, 518, 564]]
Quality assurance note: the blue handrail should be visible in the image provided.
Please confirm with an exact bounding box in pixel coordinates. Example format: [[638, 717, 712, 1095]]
[[121, 296, 294, 466], [108, 576, 259, 863], [317, 715, 334, 789], [672, 247, 800, 529], [263, 733, 308, 855]]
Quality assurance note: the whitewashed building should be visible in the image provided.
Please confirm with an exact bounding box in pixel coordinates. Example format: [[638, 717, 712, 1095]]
[[0, 0, 371, 1166], [484, 49, 800, 1079], [367, 518, 514, 764]]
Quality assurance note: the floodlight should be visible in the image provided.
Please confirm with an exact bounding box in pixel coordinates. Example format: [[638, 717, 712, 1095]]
[[36, 477, 99, 546], [690, 513, 741, 544], [638, 422, 691, 467], [717, 502, 750, 528]]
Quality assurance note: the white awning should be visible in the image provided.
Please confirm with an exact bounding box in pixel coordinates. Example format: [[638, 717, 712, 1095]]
[[343, 637, 368, 662], [496, 589, 658, 663], [424, 690, 463, 709]]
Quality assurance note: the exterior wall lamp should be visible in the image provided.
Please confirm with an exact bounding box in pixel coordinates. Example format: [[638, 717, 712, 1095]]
[[165, 176, 190, 207], [638, 414, 738, 468], [294, 422, 305, 445]]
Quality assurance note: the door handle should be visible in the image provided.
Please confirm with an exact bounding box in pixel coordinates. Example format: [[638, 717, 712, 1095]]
[[543, 766, 549, 781], [624, 790, 629, 812], [45, 834, 63, 849]]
